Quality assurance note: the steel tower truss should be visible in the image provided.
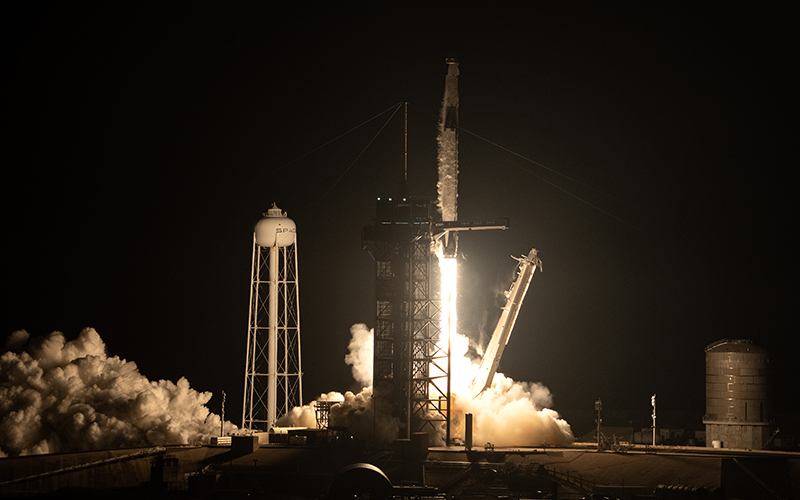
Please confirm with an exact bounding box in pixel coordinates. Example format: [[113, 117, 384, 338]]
[[363, 197, 450, 444], [409, 234, 449, 439], [242, 238, 302, 431]]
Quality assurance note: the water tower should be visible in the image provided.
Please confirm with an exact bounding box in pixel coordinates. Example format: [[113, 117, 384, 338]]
[[242, 204, 303, 431], [703, 339, 771, 449]]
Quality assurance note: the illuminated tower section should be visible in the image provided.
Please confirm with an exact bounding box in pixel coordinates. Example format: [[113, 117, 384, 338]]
[[362, 196, 447, 442], [242, 204, 302, 431], [361, 60, 463, 444]]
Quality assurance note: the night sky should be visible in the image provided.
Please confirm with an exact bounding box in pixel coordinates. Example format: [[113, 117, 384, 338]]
[[4, 4, 796, 435]]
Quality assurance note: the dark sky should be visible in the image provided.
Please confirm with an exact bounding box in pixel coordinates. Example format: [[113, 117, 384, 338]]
[[4, 3, 796, 433]]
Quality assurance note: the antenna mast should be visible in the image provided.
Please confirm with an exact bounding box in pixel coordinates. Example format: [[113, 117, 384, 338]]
[[404, 101, 408, 183]]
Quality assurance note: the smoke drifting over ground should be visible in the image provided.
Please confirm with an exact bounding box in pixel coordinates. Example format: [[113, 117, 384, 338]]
[[448, 328, 573, 447], [281, 323, 573, 447], [452, 374, 574, 447], [0, 328, 236, 457], [278, 324, 400, 443], [278, 387, 400, 445]]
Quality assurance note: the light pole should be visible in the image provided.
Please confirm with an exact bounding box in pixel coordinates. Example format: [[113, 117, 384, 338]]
[[595, 399, 602, 450], [220, 391, 226, 437], [651, 394, 657, 446]]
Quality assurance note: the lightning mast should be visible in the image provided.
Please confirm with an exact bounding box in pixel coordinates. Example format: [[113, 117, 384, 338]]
[[242, 204, 303, 431]]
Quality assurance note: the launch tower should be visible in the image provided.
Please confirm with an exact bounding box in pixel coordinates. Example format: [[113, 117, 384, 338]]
[[363, 61, 508, 444], [362, 197, 448, 441], [242, 204, 303, 431]]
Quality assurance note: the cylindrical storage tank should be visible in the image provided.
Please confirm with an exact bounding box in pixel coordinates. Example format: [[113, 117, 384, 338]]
[[705, 339, 770, 424], [254, 204, 296, 247]]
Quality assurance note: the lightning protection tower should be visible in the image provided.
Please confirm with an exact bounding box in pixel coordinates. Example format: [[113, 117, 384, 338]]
[[242, 204, 303, 431]]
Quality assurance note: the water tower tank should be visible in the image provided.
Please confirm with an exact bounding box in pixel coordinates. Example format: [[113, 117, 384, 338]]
[[255, 204, 296, 248], [703, 339, 771, 449]]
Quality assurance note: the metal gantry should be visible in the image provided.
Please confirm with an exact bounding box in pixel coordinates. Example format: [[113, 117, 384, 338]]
[[409, 234, 449, 440], [363, 197, 450, 443]]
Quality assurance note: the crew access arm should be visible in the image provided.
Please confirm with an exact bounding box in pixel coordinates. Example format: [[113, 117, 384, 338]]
[[469, 248, 541, 396]]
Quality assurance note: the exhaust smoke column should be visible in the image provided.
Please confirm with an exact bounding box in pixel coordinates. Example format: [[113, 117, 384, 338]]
[[438, 59, 459, 257]]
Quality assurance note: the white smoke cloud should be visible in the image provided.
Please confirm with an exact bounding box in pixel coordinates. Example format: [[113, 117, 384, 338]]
[[278, 324, 400, 444], [276, 387, 400, 445], [277, 391, 344, 428], [0, 328, 237, 457], [280, 324, 399, 444], [330, 387, 399, 443], [280, 323, 572, 448], [343, 323, 373, 388], [444, 327, 574, 447], [4, 330, 29, 351], [451, 373, 574, 447]]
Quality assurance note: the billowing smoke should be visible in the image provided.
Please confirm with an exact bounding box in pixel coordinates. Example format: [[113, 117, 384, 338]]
[[278, 323, 400, 444], [277, 391, 343, 428], [0, 328, 237, 457], [280, 323, 572, 448], [447, 329, 573, 447], [277, 387, 400, 444], [452, 374, 574, 447], [343, 323, 372, 387]]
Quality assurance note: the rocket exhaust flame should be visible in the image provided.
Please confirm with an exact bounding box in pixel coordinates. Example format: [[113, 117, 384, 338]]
[[437, 250, 458, 375]]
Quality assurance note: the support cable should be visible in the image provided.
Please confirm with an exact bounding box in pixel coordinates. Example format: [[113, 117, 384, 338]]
[[203, 102, 405, 204], [313, 103, 403, 208], [501, 156, 651, 237], [731, 458, 786, 500], [258, 102, 404, 181], [408, 102, 649, 237], [458, 125, 631, 205], [410, 102, 628, 205]]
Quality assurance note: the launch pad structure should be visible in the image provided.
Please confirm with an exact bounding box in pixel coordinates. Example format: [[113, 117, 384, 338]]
[[362, 196, 449, 442], [362, 201, 511, 444], [239, 61, 510, 441], [240, 61, 520, 444], [361, 60, 512, 444]]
